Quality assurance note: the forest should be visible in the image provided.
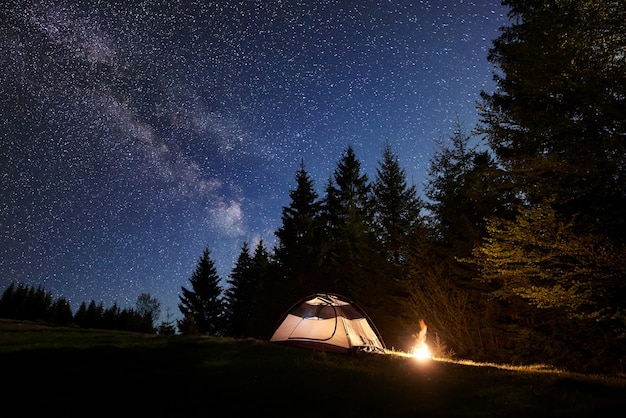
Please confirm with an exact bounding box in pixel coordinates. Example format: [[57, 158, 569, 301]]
[[1, 1, 624, 374]]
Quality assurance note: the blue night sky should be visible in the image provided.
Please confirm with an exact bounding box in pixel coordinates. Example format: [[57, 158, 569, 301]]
[[1, 0, 507, 322]]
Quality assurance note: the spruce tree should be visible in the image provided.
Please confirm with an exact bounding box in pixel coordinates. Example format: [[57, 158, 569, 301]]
[[274, 160, 324, 295], [177, 246, 226, 336], [479, 0, 626, 242], [370, 143, 424, 264], [50, 297, 74, 325], [364, 144, 427, 350], [249, 239, 276, 338], [425, 123, 514, 257], [224, 241, 255, 337], [326, 146, 371, 230], [320, 145, 374, 297], [473, 0, 626, 371], [397, 124, 516, 359], [74, 302, 88, 327]]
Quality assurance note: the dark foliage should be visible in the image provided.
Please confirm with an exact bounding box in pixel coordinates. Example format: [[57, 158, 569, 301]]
[[177, 246, 226, 336], [0, 281, 156, 333], [319, 145, 374, 297], [0, 281, 72, 324], [370, 142, 425, 265], [471, 0, 626, 373], [74, 299, 155, 333], [157, 307, 177, 335], [224, 241, 256, 338], [479, 0, 626, 241], [273, 160, 326, 297], [223, 240, 275, 338]]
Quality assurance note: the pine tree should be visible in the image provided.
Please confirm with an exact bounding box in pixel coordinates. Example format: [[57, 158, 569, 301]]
[[393, 123, 517, 359], [479, 0, 626, 242], [249, 239, 276, 338], [74, 302, 88, 327], [326, 146, 371, 230], [425, 123, 515, 257], [320, 145, 373, 296], [102, 303, 122, 329], [474, 0, 626, 371], [370, 143, 424, 264], [0, 281, 17, 318], [50, 297, 74, 325], [177, 246, 226, 336], [224, 241, 255, 337], [274, 160, 324, 295], [0, 282, 54, 321]]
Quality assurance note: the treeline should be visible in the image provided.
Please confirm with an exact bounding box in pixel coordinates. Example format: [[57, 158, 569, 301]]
[[0, 282, 173, 334], [177, 0, 626, 374], [177, 144, 427, 343]]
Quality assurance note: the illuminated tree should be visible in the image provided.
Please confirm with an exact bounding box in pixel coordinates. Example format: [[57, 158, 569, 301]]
[[473, 0, 626, 370], [471, 200, 626, 325], [400, 239, 483, 357]]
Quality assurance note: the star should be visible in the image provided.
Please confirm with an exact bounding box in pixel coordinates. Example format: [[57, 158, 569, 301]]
[[0, 0, 507, 322]]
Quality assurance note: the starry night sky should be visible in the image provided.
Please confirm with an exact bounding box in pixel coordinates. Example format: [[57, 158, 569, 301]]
[[1, 0, 507, 322]]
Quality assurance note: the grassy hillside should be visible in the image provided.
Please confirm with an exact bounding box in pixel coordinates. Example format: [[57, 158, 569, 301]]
[[1, 318, 624, 417]]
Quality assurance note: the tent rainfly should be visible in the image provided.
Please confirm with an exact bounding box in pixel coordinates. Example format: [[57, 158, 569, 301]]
[[269, 293, 386, 354]]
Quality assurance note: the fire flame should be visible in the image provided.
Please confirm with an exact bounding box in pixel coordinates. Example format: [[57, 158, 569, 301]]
[[412, 319, 431, 360], [413, 341, 431, 360]]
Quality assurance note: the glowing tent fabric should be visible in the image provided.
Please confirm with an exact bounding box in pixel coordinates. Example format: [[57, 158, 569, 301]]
[[270, 293, 386, 354]]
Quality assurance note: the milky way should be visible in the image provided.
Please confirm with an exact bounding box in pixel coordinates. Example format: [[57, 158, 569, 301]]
[[0, 0, 507, 321]]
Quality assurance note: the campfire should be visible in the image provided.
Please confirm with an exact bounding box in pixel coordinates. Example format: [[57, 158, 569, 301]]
[[412, 319, 431, 360]]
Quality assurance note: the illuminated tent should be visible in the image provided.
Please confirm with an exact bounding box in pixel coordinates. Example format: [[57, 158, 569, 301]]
[[269, 293, 386, 354]]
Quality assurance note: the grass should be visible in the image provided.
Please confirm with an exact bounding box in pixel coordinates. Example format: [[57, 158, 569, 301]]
[[1, 318, 625, 417]]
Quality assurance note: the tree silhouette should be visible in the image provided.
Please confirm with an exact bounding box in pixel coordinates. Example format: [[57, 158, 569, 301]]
[[274, 160, 325, 296], [157, 307, 177, 335], [370, 143, 424, 265], [320, 145, 373, 296], [224, 241, 256, 337], [136, 293, 161, 332], [177, 246, 226, 336], [479, 0, 626, 242], [0, 282, 76, 325]]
